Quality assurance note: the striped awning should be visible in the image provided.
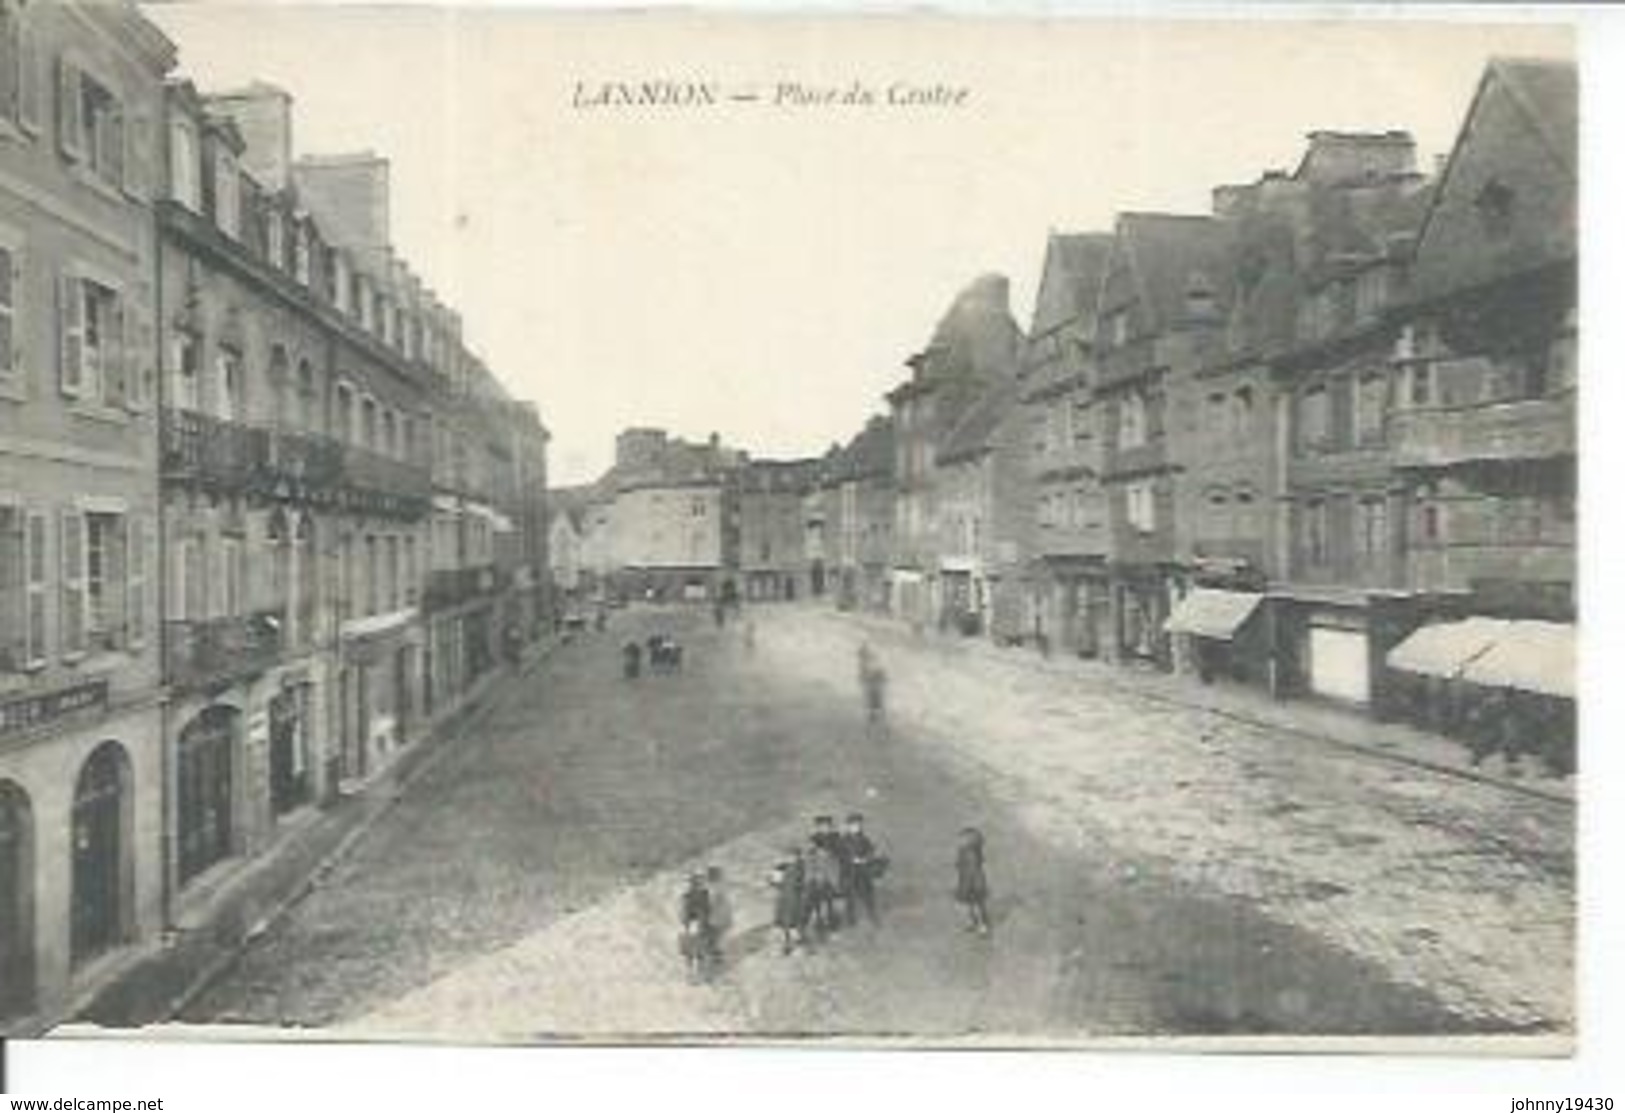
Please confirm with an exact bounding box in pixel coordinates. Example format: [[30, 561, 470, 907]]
[[1386, 618, 1508, 679], [1163, 589, 1263, 641], [1460, 621, 1575, 699]]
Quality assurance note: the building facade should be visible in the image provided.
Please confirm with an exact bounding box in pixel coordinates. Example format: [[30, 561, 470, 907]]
[[1, 0, 175, 1029], [1019, 233, 1113, 657]]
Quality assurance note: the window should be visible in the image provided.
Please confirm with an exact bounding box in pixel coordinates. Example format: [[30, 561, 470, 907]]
[[60, 64, 124, 188], [1071, 398, 1092, 446], [1126, 481, 1156, 534], [365, 535, 379, 615], [385, 535, 399, 611], [0, 240, 15, 384], [219, 535, 243, 618], [1355, 373, 1387, 446], [2, 2, 43, 133], [1206, 487, 1230, 538], [1357, 497, 1388, 565], [335, 383, 354, 443], [692, 498, 707, 518], [175, 535, 204, 622], [214, 348, 242, 422], [1303, 499, 1329, 568], [382, 409, 397, 458], [1476, 179, 1516, 237], [214, 149, 240, 239], [1355, 268, 1387, 322], [403, 535, 417, 606], [0, 506, 29, 671], [1407, 363, 1434, 408], [1298, 387, 1329, 452], [265, 208, 285, 269], [361, 397, 377, 451], [293, 224, 310, 287], [171, 331, 200, 411], [1119, 392, 1147, 449], [334, 253, 351, 314], [59, 275, 127, 408], [169, 119, 200, 209], [83, 512, 125, 653], [1232, 387, 1254, 439], [1108, 310, 1129, 347]]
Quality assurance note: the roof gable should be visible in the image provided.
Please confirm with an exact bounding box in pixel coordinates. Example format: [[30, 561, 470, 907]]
[[1410, 57, 1576, 300]]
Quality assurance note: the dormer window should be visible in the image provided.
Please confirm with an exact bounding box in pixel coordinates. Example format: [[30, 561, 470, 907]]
[[214, 148, 240, 239], [169, 119, 200, 210], [1184, 272, 1218, 321]]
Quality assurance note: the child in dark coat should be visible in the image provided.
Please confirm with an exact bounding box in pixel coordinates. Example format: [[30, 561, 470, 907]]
[[769, 848, 806, 955], [954, 827, 990, 936]]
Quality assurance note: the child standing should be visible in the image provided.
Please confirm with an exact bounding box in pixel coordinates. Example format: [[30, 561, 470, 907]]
[[954, 827, 990, 936]]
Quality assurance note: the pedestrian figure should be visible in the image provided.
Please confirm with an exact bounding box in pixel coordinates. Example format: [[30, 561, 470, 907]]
[[955, 827, 991, 936], [622, 640, 642, 680], [504, 622, 524, 671], [862, 661, 888, 730], [594, 607, 607, 634], [769, 849, 806, 955], [743, 621, 757, 654], [705, 865, 732, 964], [807, 816, 845, 938], [840, 812, 885, 926], [678, 871, 715, 982]]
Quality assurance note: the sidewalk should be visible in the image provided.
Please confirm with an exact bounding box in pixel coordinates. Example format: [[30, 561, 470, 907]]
[[833, 608, 1574, 806], [75, 637, 559, 1029]]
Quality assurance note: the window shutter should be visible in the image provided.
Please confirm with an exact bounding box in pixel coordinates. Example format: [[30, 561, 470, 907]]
[[121, 103, 148, 200], [55, 55, 80, 159], [105, 101, 125, 190], [1, 9, 18, 123], [59, 508, 85, 656], [103, 294, 127, 407], [17, 16, 38, 132], [24, 510, 47, 666], [105, 514, 127, 649], [126, 516, 146, 646], [124, 294, 148, 410], [58, 273, 82, 396], [0, 244, 16, 382]]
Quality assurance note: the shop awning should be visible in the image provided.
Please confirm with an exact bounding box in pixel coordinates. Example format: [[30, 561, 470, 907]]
[[1163, 589, 1263, 641], [1386, 618, 1508, 679], [1460, 621, 1576, 699]]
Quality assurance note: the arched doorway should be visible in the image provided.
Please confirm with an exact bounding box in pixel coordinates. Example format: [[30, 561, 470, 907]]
[[177, 706, 238, 885], [71, 742, 132, 965], [0, 780, 35, 1019]]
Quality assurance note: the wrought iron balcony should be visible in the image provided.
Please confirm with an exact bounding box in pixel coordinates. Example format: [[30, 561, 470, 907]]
[[162, 409, 271, 490], [422, 564, 514, 612], [164, 609, 287, 693]]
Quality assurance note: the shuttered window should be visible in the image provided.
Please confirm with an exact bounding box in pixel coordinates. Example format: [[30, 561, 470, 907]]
[[59, 509, 85, 657], [0, 241, 15, 385]]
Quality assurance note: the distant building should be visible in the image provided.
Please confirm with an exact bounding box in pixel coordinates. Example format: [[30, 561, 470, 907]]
[[825, 416, 895, 613], [737, 458, 822, 601]]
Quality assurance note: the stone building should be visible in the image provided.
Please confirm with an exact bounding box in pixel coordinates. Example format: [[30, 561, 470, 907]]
[[825, 415, 895, 613], [737, 457, 822, 602], [1093, 213, 1233, 668], [886, 274, 1023, 630], [1018, 232, 1113, 657], [1381, 58, 1575, 754], [0, 0, 175, 1030]]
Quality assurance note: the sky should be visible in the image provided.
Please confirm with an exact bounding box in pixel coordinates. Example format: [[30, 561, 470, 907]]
[[144, 4, 1573, 485]]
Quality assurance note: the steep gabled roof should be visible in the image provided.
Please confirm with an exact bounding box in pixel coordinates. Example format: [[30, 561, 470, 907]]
[[1112, 212, 1235, 334], [1029, 233, 1114, 340], [837, 415, 896, 482], [938, 378, 1019, 466]]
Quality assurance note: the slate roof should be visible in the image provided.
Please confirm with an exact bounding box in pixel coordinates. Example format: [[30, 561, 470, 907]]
[[1029, 233, 1114, 341], [1113, 212, 1237, 334], [937, 377, 1021, 466]]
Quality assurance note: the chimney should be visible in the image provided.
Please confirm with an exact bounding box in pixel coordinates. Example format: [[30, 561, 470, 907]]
[[205, 83, 294, 191], [292, 152, 392, 255], [1299, 130, 1417, 186]]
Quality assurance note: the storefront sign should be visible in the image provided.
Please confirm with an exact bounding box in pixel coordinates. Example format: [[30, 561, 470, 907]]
[[0, 680, 111, 739]]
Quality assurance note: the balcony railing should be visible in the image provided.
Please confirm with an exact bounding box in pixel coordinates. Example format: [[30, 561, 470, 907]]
[[423, 564, 514, 612], [162, 409, 270, 489], [162, 408, 430, 515], [164, 609, 286, 693], [1390, 394, 1575, 469]]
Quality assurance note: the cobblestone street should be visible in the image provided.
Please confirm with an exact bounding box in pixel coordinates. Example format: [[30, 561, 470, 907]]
[[164, 604, 1572, 1042]]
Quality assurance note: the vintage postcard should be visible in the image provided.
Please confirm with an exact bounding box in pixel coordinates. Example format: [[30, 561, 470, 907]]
[[0, 1, 1579, 1058]]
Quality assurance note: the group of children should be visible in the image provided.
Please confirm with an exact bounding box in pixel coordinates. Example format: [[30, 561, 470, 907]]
[[768, 813, 888, 955]]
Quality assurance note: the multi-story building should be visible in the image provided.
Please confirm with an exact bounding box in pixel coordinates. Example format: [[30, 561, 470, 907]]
[[1019, 232, 1113, 656], [826, 415, 894, 613], [935, 377, 1028, 639], [737, 457, 820, 601], [1093, 213, 1233, 668], [599, 428, 740, 603], [1382, 58, 1575, 747], [886, 274, 1022, 629], [1, 0, 174, 1030]]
